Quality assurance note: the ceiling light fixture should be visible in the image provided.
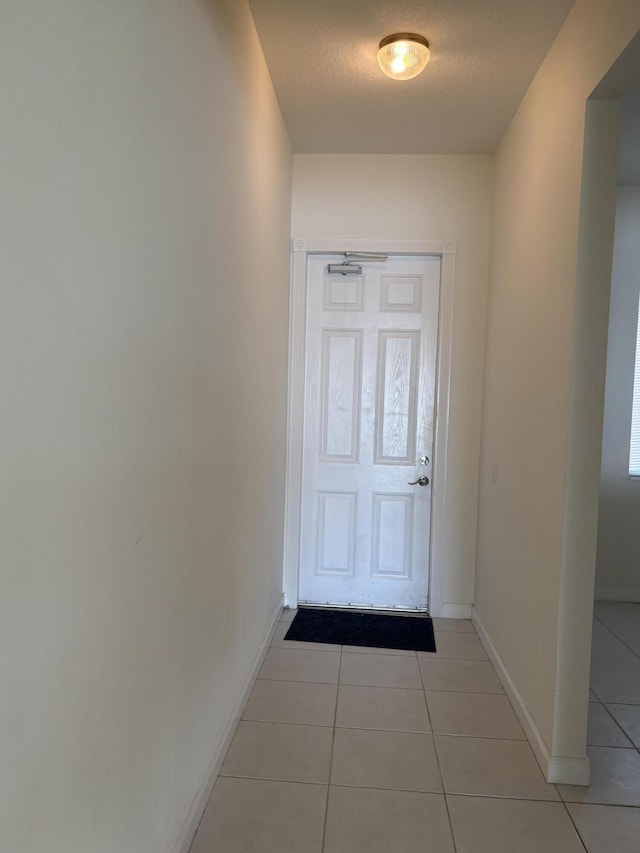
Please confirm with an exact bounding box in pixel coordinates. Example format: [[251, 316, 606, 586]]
[[377, 33, 430, 81]]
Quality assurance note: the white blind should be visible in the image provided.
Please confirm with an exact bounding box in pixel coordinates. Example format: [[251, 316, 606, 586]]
[[629, 295, 640, 476]]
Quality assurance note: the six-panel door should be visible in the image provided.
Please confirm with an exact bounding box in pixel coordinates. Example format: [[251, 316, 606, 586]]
[[298, 255, 441, 610]]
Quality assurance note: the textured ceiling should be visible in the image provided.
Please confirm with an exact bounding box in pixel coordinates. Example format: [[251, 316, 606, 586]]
[[248, 0, 574, 154]]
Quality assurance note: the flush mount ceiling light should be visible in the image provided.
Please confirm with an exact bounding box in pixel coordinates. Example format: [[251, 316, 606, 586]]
[[377, 33, 430, 81]]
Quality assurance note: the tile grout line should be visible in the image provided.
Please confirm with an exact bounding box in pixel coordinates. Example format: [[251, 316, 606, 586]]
[[256, 675, 508, 692], [257, 674, 424, 691], [325, 784, 573, 803], [320, 643, 342, 853], [590, 607, 640, 754], [214, 773, 578, 799], [423, 730, 526, 742], [558, 797, 640, 808], [238, 719, 334, 730], [258, 673, 425, 689], [589, 683, 603, 703], [257, 676, 341, 686], [552, 796, 592, 852], [436, 790, 585, 804], [592, 700, 635, 749], [419, 652, 459, 853], [594, 612, 640, 663], [271, 643, 342, 657], [587, 694, 640, 706], [216, 773, 327, 787]]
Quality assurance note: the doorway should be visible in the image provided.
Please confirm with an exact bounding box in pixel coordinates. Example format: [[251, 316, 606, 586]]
[[586, 78, 640, 763], [298, 254, 440, 610], [554, 32, 640, 784], [283, 238, 457, 617]]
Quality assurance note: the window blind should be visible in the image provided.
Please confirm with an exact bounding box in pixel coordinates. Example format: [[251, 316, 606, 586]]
[[629, 295, 640, 476]]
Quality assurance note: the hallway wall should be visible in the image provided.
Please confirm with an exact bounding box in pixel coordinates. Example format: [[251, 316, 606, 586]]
[[0, 1, 292, 851], [292, 154, 494, 613], [475, 0, 640, 774]]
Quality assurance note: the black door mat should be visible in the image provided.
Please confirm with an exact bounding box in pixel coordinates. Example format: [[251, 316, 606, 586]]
[[284, 607, 436, 653]]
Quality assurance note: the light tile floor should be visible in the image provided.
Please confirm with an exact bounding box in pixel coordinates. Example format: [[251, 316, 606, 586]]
[[190, 606, 640, 852], [565, 601, 640, 840]]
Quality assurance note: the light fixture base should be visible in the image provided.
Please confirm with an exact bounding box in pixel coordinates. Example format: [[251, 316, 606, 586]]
[[378, 33, 429, 51]]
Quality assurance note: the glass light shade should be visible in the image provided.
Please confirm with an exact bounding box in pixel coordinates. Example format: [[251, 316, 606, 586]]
[[377, 33, 430, 80]]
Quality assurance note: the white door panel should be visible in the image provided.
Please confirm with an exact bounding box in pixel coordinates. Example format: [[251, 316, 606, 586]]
[[299, 255, 440, 610]]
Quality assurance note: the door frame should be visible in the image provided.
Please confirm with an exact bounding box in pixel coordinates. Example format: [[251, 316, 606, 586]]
[[283, 237, 457, 617]]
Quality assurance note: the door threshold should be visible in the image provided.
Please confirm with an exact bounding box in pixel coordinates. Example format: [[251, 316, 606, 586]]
[[297, 601, 430, 616]]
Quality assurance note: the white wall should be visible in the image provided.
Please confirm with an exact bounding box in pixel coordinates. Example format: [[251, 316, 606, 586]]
[[292, 155, 493, 612], [596, 186, 640, 599], [475, 0, 640, 777], [0, 1, 292, 851]]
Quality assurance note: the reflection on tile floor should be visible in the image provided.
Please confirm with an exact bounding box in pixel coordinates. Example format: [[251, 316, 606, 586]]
[[190, 605, 640, 852]]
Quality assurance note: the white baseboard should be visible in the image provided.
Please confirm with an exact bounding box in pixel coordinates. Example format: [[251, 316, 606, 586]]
[[171, 596, 284, 853], [547, 756, 590, 786], [441, 603, 472, 619], [471, 608, 590, 787], [595, 587, 640, 603]]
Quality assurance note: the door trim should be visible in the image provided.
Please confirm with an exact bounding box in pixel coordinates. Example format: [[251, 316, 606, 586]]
[[283, 238, 457, 617]]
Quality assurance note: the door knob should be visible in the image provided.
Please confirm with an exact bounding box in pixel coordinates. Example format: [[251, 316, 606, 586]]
[[408, 476, 429, 486]]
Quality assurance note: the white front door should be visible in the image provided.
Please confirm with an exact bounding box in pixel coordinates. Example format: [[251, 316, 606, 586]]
[[298, 254, 440, 610]]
